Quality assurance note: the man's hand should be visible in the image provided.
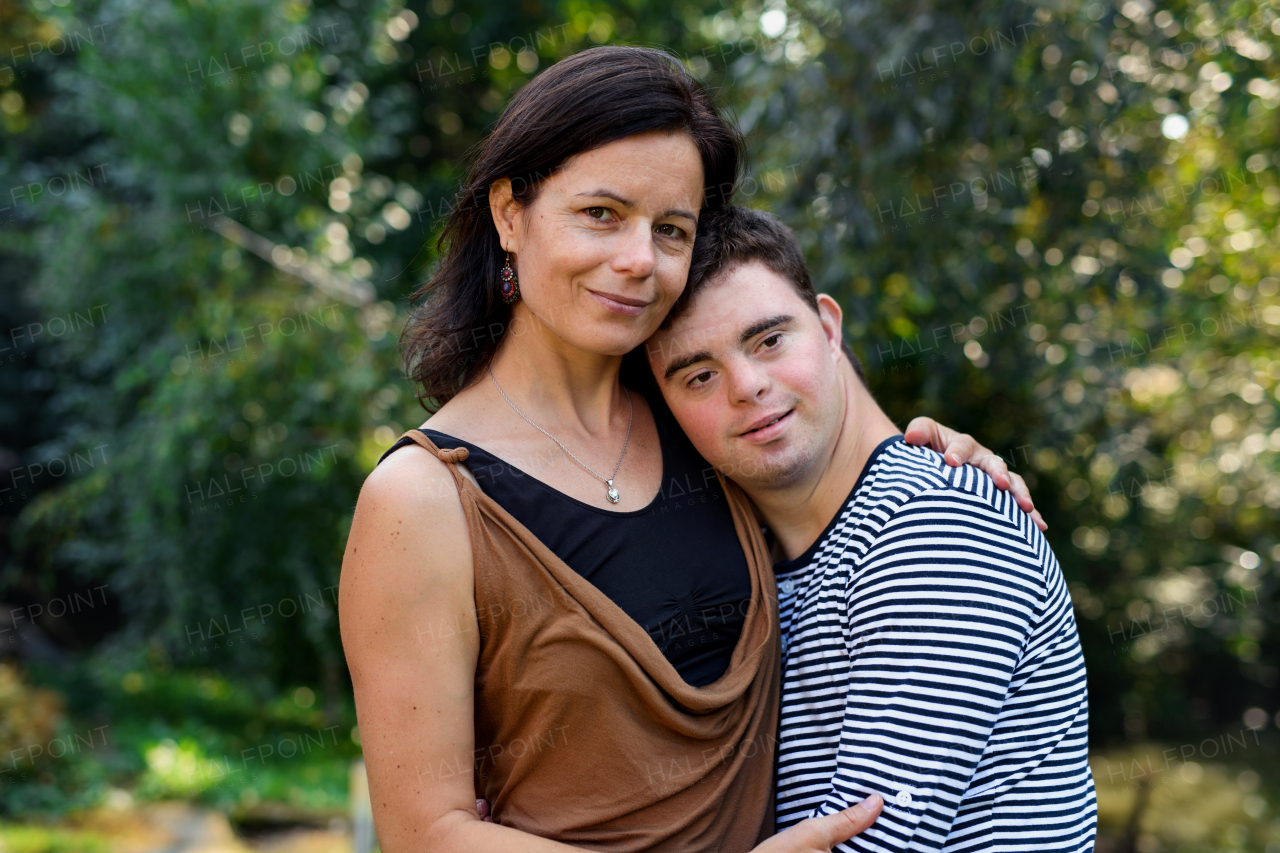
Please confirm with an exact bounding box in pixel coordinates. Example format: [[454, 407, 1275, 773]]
[[476, 794, 875, 847], [750, 794, 883, 853], [903, 417, 1046, 531]]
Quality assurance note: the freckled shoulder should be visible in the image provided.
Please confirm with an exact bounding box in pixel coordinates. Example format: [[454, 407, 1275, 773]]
[[341, 442, 475, 638]]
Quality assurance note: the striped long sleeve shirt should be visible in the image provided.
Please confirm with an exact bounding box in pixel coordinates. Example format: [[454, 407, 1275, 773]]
[[773, 437, 1097, 852]]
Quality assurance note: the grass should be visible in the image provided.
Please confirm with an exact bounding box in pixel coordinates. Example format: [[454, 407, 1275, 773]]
[[3, 656, 359, 822], [0, 823, 112, 853]]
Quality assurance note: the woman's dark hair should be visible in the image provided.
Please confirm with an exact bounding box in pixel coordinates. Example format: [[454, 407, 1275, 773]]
[[401, 45, 746, 410]]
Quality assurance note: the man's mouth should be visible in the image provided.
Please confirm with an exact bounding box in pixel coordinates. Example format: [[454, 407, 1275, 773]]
[[740, 409, 794, 438]]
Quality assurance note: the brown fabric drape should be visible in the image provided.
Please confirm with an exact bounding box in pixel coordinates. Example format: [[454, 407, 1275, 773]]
[[402, 430, 780, 852]]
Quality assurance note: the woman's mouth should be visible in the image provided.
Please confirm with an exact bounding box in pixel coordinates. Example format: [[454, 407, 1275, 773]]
[[588, 290, 650, 316]]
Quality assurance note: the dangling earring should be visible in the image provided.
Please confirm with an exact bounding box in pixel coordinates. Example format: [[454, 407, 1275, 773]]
[[500, 251, 520, 305]]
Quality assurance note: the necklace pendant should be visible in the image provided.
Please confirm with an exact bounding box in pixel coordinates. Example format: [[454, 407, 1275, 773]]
[[605, 480, 620, 504]]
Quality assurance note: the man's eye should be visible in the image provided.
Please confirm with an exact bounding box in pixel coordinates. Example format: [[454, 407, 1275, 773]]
[[586, 207, 610, 220], [761, 333, 783, 348], [688, 370, 713, 388]]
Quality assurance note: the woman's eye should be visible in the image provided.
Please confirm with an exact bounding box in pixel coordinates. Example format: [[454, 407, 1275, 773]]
[[586, 207, 610, 220], [656, 223, 686, 238]]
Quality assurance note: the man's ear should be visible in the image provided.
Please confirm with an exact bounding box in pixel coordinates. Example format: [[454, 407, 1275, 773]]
[[488, 178, 520, 252], [816, 294, 845, 361]]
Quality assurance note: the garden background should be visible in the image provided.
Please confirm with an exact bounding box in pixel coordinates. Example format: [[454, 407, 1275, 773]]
[[1, 0, 1278, 850]]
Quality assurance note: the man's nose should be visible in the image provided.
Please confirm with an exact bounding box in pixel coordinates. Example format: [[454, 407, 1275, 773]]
[[727, 358, 770, 403]]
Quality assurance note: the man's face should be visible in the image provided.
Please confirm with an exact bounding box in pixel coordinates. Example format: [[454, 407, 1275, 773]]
[[646, 260, 847, 489]]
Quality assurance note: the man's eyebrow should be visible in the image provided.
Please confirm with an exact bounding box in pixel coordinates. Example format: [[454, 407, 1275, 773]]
[[573, 190, 697, 224], [739, 314, 794, 344], [663, 315, 796, 382], [663, 349, 714, 382]]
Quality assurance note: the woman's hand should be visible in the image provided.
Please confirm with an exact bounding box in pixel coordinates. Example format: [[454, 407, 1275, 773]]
[[903, 417, 1046, 531], [750, 794, 882, 853]]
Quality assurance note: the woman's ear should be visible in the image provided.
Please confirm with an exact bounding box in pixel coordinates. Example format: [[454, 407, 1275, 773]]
[[816, 294, 845, 361], [488, 178, 520, 252]]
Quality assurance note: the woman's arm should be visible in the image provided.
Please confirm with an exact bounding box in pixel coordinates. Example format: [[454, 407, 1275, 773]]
[[340, 448, 580, 853], [902, 417, 1046, 531]]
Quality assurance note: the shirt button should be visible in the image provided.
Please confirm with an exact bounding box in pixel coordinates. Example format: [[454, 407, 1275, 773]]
[[895, 789, 914, 807], [780, 579, 795, 594]]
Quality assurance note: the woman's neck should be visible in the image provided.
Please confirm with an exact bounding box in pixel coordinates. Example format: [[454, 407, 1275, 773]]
[[422, 303, 663, 512], [484, 309, 629, 438]]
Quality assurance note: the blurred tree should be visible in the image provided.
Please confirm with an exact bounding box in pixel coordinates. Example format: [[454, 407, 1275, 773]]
[[726, 0, 1279, 742], [0, 0, 735, 710], [0, 0, 1275, 777]]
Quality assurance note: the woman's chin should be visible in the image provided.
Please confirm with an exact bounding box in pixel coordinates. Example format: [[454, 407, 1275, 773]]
[[561, 312, 665, 357], [515, 292, 668, 357], [585, 333, 656, 357]]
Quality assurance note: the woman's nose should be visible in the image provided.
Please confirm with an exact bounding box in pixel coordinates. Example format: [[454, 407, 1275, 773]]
[[610, 222, 657, 278]]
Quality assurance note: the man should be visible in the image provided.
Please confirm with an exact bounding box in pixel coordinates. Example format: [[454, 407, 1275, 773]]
[[645, 206, 1097, 852]]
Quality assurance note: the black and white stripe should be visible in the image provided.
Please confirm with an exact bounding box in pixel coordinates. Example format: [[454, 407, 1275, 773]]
[[774, 437, 1096, 852]]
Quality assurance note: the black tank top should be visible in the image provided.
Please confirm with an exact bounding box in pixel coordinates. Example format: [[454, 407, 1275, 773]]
[[379, 392, 752, 688]]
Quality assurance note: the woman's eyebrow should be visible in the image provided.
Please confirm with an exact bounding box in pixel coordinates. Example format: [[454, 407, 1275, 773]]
[[575, 189, 634, 207]]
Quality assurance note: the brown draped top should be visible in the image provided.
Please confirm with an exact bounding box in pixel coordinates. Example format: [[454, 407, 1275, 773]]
[[399, 430, 780, 852]]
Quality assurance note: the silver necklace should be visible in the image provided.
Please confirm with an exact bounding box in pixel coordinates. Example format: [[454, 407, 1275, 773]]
[[487, 365, 633, 504]]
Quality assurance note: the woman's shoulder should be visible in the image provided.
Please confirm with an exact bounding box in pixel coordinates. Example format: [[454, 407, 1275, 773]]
[[344, 439, 474, 618], [357, 382, 476, 539], [363, 426, 476, 520]]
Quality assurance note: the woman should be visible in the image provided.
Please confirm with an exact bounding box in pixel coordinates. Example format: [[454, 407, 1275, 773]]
[[339, 46, 1037, 853]]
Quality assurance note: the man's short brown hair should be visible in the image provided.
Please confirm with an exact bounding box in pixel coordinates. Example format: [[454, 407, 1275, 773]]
[[666, 205, 865, 380]]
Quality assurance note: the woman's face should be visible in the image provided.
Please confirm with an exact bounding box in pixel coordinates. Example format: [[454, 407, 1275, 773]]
[[492, 130, 705, 357]]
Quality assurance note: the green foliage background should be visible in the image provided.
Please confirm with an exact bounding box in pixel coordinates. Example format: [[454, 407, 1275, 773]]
[[0, 0, 1277, 846]]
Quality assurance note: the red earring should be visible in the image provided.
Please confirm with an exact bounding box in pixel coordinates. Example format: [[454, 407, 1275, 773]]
[[500, 251, 519, 304]]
